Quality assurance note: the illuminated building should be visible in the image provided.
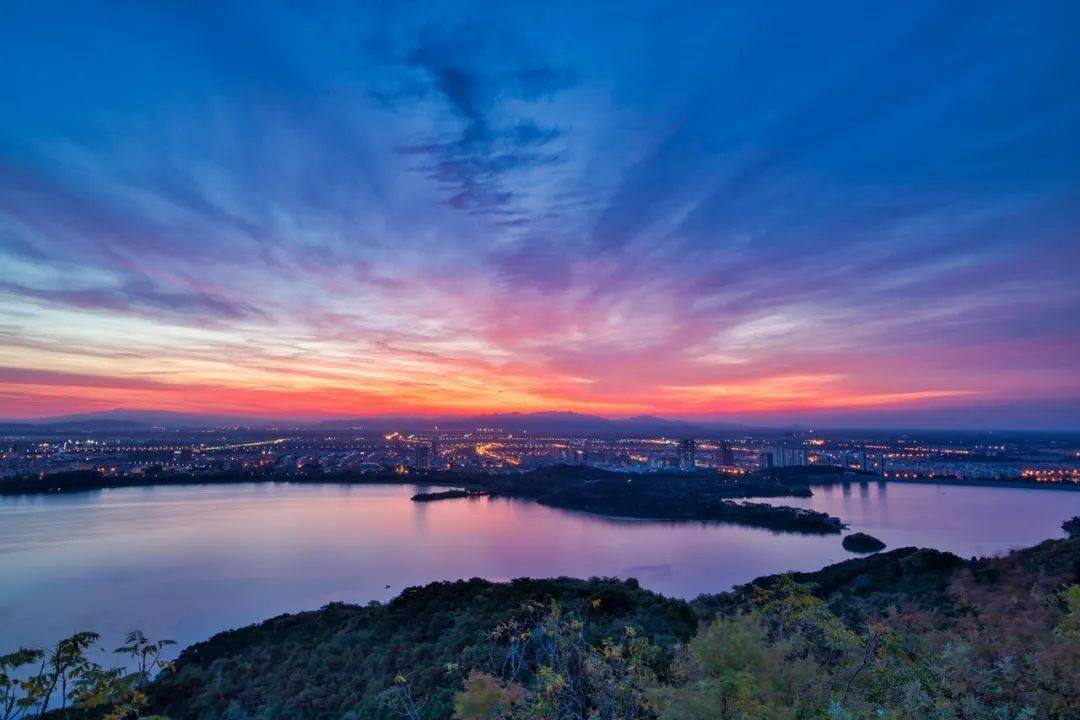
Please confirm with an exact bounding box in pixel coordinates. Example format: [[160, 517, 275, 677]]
[[429, 434, 440, 469], [678, 439, 696, 470], [763, 445, 807, 468], [718, 441, 735, 467], [412, 443, 431, 470]]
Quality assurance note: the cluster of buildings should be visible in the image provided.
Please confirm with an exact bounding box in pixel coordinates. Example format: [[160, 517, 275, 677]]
[[2, 428, 1078, 487]]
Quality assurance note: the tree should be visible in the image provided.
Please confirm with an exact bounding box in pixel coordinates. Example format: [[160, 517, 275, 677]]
[[0, 630, 173, 720], [453, 672, 524, 720], [450, 599, 660, 720], [1, 648, 44, 720], [115, 632, 176, 683]]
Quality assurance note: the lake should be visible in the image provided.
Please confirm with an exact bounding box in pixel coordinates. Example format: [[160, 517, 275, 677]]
[[1, 481, 1077, 658]]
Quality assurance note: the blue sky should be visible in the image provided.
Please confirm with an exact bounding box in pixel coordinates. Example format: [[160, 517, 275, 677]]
[[0, 0, 1077, 427]]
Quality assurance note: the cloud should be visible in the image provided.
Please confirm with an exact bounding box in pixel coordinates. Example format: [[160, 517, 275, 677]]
[[0, 279, 262, 323], [0, 366, 173, 391], [371, 23, 575, 215], [0, 1, 1076, 426]]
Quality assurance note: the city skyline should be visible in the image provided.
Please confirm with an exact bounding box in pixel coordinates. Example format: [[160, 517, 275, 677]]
[[2, 1, 1078, 428]]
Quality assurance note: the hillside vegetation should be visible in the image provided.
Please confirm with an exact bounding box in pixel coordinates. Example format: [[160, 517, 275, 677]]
[[142, 527, 1079, 720], [6, 523, 1077, 719], [150, 578, 696, 720]]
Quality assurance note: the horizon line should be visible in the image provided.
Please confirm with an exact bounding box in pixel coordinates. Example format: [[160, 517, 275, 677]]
[[3, 406, 1078, 434]]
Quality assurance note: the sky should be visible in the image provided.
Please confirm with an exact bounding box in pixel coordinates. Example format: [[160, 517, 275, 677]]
[[0, 1, 1078, 429]]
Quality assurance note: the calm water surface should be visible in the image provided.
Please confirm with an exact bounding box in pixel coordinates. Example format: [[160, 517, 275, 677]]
[[1, 481, 1077, 656]]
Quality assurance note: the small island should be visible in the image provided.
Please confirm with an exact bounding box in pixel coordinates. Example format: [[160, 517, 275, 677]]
[[843, 532, 887, 553], [411, 488, 490, 502]]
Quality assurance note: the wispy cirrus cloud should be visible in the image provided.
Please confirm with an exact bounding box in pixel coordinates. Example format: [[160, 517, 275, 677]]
[[0, 0, 1076, 427], [370, 23, 575, 215], [0, 279, 261, 323]]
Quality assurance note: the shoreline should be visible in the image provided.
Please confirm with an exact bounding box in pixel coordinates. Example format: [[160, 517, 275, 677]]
[[0, 466, 842, 534], [837, 475, 1080, 492], [3, 468, 1077, 497]]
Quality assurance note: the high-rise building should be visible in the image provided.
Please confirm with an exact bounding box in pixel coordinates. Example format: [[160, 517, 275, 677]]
[[719, 441, 735, 467], [763, 445, 807, 468], [759, 450, 775, 469], [429, 434, 440, 469], [412, 443, 431, 470], [837, 449, 876, 472], [678, 439, 696, 470]]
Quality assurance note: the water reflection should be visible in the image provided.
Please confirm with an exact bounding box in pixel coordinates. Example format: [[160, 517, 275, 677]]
[[1, 481, 1076, 659]]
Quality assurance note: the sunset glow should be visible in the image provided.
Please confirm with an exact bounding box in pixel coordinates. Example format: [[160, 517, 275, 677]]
[[1, 2, 1077, 428]]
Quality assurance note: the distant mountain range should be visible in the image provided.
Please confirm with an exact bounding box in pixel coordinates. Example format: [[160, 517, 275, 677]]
[[0, 408, 748, 437], [2, 408, 1073, 437], [316, 411, 741, 437], [0, 409, 268, 432]]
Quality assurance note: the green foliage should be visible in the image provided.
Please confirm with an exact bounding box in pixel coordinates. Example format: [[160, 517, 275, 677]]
[[2, 648, 45, 720], [8, 536, 1078, 720], [150, 577, 696, 720], [470, 466, 841, 533], [453, 672, 524, 720], [449, 600, 660, 720], [651, 537, 1080, 720], [0, 630, 173, 720], [650, 615, 813, 720], [114, 632, 175, 682], [448, 538, 1080, 720], [1055, 585, 1080, 638]]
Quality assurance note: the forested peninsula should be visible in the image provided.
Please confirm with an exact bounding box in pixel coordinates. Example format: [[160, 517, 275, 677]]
[[0, 464, 843, 534]]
